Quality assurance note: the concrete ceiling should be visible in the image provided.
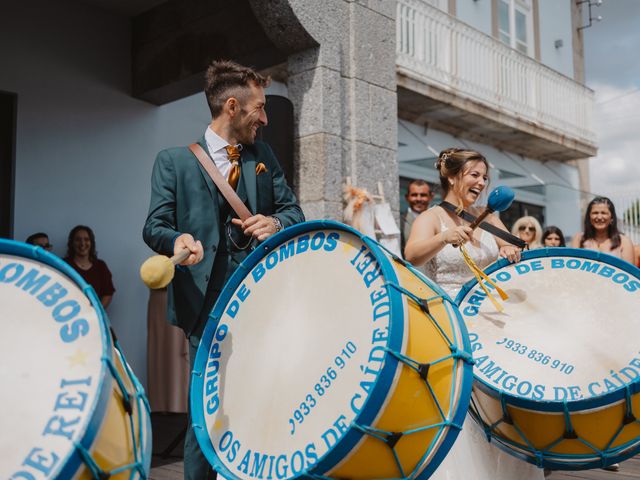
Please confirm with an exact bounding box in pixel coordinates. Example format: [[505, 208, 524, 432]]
[[78, 0, 166, 17]]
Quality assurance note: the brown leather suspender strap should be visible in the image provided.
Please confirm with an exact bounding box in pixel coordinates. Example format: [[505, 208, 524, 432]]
[[188, 143, 252, 221]]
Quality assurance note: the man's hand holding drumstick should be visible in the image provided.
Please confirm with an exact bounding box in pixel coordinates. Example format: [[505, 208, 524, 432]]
[[173, 233, 204, 266], [141, 215, 284, 289], [139, 234, 203, 289]]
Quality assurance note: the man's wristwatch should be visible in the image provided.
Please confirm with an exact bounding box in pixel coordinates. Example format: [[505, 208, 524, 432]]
[[271, 216, 283, 233]]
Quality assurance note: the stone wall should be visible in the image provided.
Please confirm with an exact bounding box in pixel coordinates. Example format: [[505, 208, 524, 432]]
[[268, 0, 399, 221]]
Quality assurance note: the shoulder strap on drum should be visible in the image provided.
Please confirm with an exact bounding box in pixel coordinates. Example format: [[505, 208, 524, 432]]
[[439, 201, 527, 249]]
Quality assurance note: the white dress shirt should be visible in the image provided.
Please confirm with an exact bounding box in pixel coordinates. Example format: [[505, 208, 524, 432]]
[[204, 127, 242, 180]]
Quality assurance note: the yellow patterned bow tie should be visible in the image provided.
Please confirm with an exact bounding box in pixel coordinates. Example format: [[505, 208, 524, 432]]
[[224, 145, 241, 190]]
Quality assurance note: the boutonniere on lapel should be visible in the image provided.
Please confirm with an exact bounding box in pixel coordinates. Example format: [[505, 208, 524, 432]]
[[255, 163, 268, 175]]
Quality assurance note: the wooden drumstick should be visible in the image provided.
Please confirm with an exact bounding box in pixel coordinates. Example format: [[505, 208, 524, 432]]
[[468, 209, 494, 230], [139, 248, 191, 289]]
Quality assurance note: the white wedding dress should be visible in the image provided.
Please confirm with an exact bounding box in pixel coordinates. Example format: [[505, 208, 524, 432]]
[[423, 218, 544, 480]]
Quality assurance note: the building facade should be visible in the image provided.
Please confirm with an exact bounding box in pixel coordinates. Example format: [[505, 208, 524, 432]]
[[1, 0, 595, 388], [396, 0, 596, 232]]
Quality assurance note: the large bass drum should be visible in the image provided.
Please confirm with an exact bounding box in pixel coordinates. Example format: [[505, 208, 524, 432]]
[[457, 248, 640, 470], [0, 239, 151, 479], [191, 220, 474, 480]]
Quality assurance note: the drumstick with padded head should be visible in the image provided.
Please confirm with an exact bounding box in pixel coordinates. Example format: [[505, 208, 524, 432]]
[[469, 186, 515, 230], [140, 248, 191, 289]]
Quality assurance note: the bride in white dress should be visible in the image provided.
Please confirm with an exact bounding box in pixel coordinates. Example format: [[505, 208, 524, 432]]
[[405, 148, 544, 480]]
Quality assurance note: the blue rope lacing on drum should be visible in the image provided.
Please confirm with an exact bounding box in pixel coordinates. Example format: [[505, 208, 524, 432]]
[[346, 285, 468, 479], [468, 384, 639, 469], [72, 331, 149, 479], [604, 385, 638, 451], [303, 242, 472, 480]]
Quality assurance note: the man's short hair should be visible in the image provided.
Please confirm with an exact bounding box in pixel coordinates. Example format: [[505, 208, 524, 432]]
[[205, 60, 270, 118], [26, 232, 48, 245], [407, 179, 430, 190]]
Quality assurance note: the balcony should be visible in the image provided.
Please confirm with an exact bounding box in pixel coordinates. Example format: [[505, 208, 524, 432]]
[[396, 0, 597, 161]]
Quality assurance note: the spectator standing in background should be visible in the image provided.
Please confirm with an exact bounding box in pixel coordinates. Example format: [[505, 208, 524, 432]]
[[26, 232, 53, 251], [64, 225, 115, 309], [402, 179, 433, 251], [511, 216, 543, 249], [571, 196, 635, 264], [542, 226, 566, 247]]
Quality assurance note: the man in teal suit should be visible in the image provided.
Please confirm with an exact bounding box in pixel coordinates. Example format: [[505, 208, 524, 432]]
[[143, 60, 304, 479]]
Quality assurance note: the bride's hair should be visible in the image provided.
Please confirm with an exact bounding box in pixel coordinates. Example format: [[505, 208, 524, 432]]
[[435, 148, 489, 198]]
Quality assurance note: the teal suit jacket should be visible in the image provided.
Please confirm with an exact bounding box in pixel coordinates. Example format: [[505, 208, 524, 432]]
[[143, 137, 304, 334]]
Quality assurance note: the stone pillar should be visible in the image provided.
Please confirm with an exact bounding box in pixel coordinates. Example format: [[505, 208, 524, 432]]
[[285, 0, 399, 221], [570, 0, 590, 204]]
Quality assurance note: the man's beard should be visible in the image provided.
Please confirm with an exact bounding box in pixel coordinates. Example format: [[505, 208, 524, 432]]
[[234, 109, 257, 145]]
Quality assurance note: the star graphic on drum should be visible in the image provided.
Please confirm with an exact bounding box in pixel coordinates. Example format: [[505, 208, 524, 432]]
[[67, 349, 88, 367], [341, 241, 354, 253]]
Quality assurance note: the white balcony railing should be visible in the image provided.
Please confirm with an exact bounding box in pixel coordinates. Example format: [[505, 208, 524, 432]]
[[396, 0, 596, 145]]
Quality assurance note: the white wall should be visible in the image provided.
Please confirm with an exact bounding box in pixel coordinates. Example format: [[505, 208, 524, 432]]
[[1, 1, 212, 389], [2, 1, 290, 390], [537, 0, 575, 78], [456, 0, 493, 36]]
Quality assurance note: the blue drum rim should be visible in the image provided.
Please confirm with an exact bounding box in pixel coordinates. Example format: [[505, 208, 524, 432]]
[[0, 239, 113, 479], [456, 247, 640, 412], [192, 220, 473, 479]]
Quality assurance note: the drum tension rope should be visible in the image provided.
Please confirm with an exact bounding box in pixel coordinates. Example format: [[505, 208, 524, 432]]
[[328, 238, 475, 480], [417, 363, 431, 381], [500, 395, 514, 425], [385, 431, 404, 449], [73, 337, 149, 480], [471, 386, 640, 470], [624, 386, 636, 425]]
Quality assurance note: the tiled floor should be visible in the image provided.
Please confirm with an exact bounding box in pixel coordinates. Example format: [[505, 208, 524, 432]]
[[149, 413, 640, 479]]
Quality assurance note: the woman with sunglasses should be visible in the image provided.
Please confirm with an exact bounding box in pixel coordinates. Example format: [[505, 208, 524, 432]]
[[571, 196, 635, 264], [511, 216, 543, 249]]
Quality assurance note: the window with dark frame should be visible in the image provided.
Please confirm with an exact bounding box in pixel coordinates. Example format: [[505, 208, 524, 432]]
[[501, 200, 545, 232]]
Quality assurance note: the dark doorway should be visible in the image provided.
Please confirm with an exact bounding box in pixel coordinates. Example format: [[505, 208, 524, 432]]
[[501, 201, 545, 231], [257, 95, 294, 187], [0, 91, 17, 238]]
